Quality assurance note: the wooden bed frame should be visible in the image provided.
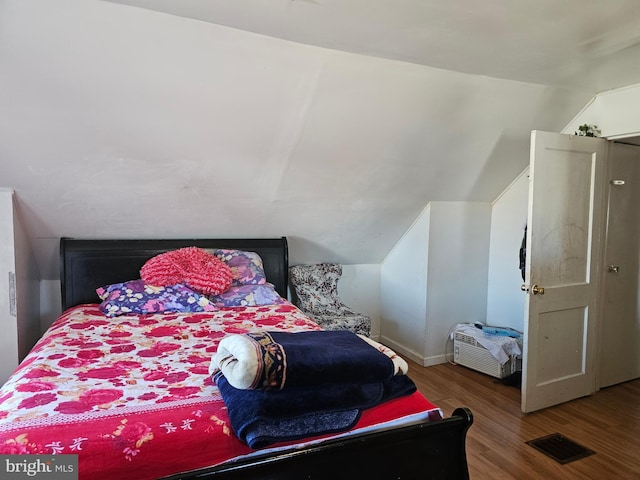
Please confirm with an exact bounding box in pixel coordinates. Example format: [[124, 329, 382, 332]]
[[60, 237, 473, 480]]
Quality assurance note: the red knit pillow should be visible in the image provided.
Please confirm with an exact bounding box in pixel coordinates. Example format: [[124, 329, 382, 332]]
[[140, 247, 233, 295]]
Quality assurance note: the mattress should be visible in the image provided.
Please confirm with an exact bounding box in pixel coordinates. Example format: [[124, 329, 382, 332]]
[[0, 303, 440, 480]]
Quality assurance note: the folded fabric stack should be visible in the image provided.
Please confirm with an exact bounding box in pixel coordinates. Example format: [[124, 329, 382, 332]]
[[210, 330, 416, 448]]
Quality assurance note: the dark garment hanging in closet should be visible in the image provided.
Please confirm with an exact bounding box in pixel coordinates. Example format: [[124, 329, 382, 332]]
[[519, 225, 527, 281]]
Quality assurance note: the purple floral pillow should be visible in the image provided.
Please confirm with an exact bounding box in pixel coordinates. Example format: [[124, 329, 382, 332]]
[[208, 284, 285, 308], [96, 279, 217, 317], [214, 249, 267, 286]]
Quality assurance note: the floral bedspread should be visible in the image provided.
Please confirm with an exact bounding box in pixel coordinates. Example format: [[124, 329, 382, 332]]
[[0, 303, 440, 480]]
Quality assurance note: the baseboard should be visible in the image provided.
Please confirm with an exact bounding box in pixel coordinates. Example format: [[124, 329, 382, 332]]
[[379, 336, 447, 367], [422, 354, 447, 367], [379, 335, 422, 364]]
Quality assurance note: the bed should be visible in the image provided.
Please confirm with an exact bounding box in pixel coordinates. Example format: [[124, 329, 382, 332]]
[[0, 237, 472, 480]]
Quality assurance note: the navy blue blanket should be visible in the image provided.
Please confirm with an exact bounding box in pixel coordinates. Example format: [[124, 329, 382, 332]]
[[213, 330, 396, 390], [215, 372, 417, 448]]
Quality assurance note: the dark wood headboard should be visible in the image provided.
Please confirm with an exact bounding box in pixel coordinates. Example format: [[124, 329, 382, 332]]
[[60, 237, 289, 311]]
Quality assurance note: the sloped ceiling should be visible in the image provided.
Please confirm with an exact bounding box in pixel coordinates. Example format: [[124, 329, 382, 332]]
[[1, 0, 640, 280], [104, 0, 640, 91]]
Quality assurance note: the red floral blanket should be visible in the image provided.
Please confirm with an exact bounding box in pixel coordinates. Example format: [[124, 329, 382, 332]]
[[0, 304, 440, 479]]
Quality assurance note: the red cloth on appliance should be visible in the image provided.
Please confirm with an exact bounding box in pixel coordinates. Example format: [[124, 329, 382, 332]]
[[141, 247, 233, 295]]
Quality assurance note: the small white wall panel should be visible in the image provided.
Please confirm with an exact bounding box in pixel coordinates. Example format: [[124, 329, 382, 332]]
[[380, 205, 430, 362], [486, 170, 529, 331], [381, 201, 491, 366], [0, 191, 20, 384], [425, 202, 491, 365]]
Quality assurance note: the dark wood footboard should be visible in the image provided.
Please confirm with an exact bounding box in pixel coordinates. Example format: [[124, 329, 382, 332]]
[[166, 407, 473, 480]]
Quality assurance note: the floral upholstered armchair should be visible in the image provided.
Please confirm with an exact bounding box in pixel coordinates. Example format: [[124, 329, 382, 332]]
[[288, 263, 371, 337]]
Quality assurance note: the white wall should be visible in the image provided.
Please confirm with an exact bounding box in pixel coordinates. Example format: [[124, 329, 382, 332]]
[[485, 169, 529, 331], [13, 198, 41, 359], [380, 201, 491, 366], [338, 264, 381, 339], [424, 202, 491, 364], [1, 0, 593, 283], [0, 190, 19, 383], [564, 83, 640, 139], [380, 205, 430, 362], [40, 279, 61, 332]]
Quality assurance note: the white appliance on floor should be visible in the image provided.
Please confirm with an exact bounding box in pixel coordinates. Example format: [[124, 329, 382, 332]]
[[453, 327, 522, 379]]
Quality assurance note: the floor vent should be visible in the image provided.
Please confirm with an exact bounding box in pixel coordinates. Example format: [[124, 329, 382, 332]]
[[526, 433, 595, 464]]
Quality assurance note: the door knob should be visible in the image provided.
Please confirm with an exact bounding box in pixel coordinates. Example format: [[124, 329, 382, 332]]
[[531, 284, 545, 295], [521, 284, 545, 295]]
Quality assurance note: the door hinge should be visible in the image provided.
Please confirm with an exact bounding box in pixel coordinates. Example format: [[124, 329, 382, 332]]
[[9, 272, 16, 317]]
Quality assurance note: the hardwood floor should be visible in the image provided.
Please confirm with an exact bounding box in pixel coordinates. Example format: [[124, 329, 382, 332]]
[[406, 360, 640, 479]]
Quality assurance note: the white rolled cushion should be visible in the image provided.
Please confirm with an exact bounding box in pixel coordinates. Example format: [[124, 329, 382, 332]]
[[210, 334, 263, 390]]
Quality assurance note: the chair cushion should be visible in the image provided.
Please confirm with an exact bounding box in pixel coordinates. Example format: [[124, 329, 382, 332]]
[[289, 263, 351, 316]]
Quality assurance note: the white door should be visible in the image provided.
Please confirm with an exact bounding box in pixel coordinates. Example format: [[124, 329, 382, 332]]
[[521, 131, 608, 413], [598, 142, 640, 388]]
